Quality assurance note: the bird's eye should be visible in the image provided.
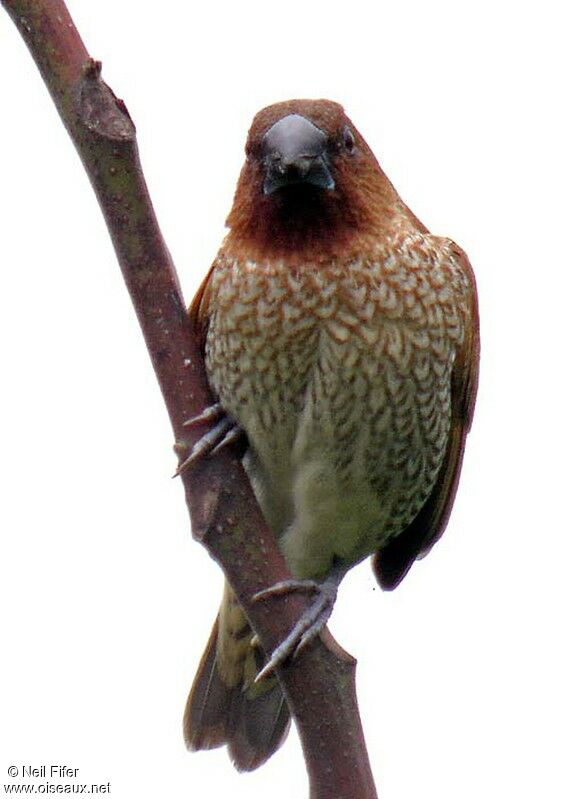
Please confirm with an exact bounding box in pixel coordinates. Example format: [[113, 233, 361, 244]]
[[343, 126, 356, 155]]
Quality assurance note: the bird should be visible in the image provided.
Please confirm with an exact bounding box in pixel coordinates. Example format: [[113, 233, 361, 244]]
[[182, 98, 479, 771]]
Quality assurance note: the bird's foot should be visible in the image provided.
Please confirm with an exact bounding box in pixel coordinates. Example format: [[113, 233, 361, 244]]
[[183, 402, 224, 428], [174, 403, 244, 475], [252, 567, 345, 682]]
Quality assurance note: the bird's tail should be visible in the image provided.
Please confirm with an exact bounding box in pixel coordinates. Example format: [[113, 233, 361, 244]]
[[183, 582, 290, 771]]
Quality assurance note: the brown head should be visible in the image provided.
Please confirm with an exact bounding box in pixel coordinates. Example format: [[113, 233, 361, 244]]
[[225, 99, 421, 264]]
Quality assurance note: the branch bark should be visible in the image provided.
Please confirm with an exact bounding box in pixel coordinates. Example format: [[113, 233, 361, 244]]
[[1, 2, 378, 797]]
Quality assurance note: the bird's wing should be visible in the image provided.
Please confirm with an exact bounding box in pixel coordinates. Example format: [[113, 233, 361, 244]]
[[187, 262, 216, 357], [372, 243, 480, 590]]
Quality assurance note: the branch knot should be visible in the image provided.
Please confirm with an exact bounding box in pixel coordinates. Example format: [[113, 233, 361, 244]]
[[80, 58, 135, 141]]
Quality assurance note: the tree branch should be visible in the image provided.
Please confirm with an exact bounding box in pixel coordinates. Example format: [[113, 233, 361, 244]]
[[1, 2, 378, 796]]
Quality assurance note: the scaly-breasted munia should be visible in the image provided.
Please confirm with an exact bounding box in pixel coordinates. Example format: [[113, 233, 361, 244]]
[[182, 99, 479, 771]]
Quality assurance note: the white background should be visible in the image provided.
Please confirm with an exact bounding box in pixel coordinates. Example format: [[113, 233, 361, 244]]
[[1, 1, 562, 797]]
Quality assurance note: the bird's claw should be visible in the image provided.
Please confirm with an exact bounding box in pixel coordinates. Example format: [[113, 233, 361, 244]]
[[252, 576, 340, 682], [174, 403, 244, 475], [182, 402, 224, 428]]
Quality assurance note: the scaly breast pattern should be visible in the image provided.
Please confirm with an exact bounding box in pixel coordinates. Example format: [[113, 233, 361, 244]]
[[204, 233, 471, 578]]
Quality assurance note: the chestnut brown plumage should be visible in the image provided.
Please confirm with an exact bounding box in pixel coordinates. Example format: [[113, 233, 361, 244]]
[[183, 99, 479, 770]]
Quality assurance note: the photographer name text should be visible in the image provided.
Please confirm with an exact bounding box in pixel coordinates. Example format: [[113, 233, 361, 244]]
[[17, 766, 79, 779]]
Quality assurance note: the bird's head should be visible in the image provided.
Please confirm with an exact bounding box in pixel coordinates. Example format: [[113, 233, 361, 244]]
[[225, 99, 413, 263]]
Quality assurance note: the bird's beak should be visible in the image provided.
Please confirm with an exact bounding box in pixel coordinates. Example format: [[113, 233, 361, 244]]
[[262, 114, 335, 196]]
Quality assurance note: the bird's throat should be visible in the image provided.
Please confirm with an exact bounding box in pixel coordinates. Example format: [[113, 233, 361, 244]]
[[226, 189, 374, 265]]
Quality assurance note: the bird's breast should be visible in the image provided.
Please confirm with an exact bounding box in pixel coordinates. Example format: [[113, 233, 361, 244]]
[[203, 233, 470, 576]]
